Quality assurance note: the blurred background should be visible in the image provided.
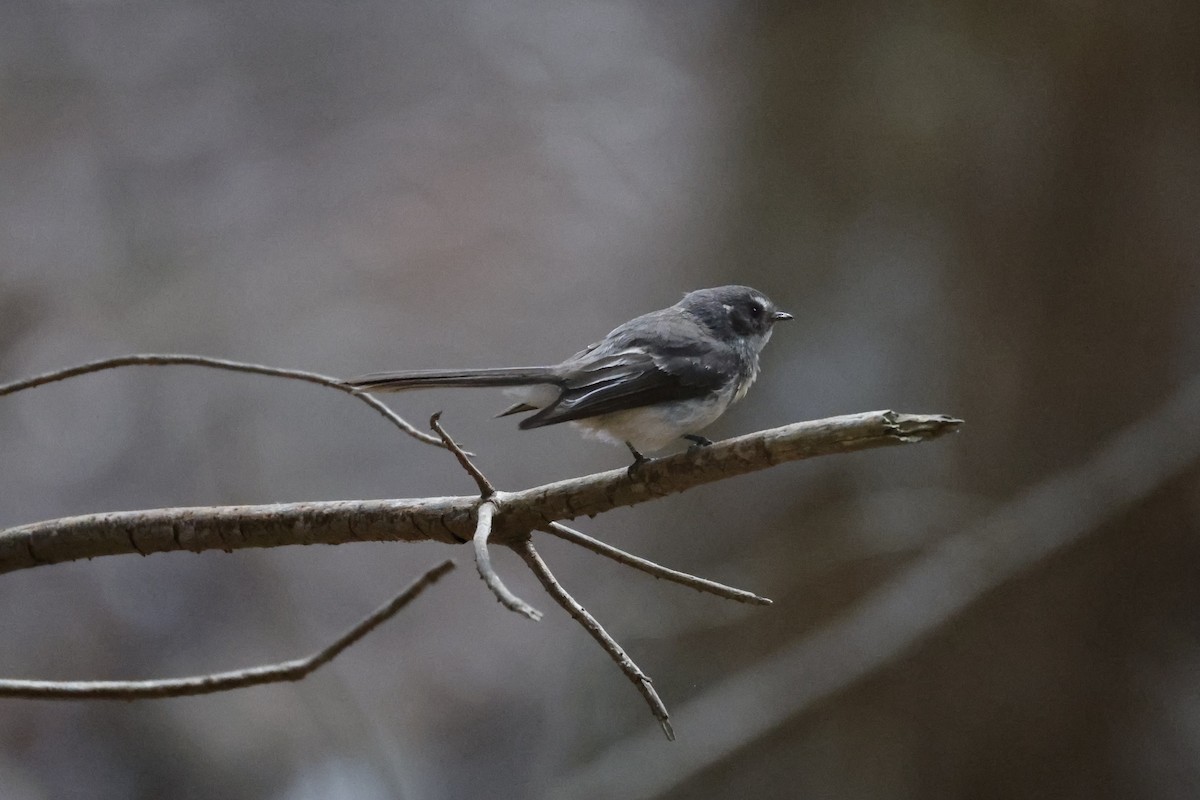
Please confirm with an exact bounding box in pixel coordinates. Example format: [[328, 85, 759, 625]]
[[1, 0, 1198, 797]]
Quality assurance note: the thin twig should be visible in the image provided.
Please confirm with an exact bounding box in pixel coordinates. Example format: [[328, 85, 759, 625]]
[[473, 502, 542, 621], [513, 539, 674, 741], [541, 522, 772, 606], [0, 560, 455, 699], [430, 412, 495, 497], [430, 415, 538, 616], [0, 353, 446, 449]]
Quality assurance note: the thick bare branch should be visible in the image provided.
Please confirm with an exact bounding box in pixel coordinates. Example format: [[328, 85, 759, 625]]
[[0, 560, 454, 699], [0, 353, 446, 449], [0, 411, 960, 575], [541, 522, 772, 606], [0, 497, 472, 576], [513, 539, 674, 741]]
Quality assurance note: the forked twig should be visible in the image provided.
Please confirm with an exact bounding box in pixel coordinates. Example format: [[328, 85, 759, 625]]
[[429, 414, 541, 619], [0, 560, 455, 699], [473, 501, 542, 621]]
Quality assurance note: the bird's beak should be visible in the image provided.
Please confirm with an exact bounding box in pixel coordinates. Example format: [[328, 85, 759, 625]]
[[771, 310, 794, 321]]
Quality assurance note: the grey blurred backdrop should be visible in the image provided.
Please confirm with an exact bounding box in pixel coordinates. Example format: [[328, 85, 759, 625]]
[[2, 1, 1198, 798]]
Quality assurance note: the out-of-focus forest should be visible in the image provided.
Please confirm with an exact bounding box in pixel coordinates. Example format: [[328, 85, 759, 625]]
[[1, 1, 1198, 798]]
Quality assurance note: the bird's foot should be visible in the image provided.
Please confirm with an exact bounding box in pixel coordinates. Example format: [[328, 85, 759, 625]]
[[683, 434, 714, 452], [625, 442, 655, 478]]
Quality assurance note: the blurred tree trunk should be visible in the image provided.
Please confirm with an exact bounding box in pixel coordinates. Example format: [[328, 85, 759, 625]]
[[670, 1, 1200, 798]]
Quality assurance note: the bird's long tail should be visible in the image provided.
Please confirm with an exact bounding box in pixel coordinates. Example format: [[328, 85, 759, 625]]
[[346, 366, 561, 392]]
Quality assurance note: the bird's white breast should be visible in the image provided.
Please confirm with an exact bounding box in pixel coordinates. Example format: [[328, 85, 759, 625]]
[[569, 382, 738, 452]]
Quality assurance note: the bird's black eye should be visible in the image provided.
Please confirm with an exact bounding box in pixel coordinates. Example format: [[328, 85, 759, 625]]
[[749, 302, 763, 317]]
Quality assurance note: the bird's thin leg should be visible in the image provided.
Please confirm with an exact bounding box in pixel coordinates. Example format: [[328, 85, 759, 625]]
[[625, 441, 649, 463], [625, 441, 653, 477], [682, 434, 714, 449]]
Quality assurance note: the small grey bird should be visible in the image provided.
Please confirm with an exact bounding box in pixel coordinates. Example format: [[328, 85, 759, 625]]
[[347, 285, 792, 463]]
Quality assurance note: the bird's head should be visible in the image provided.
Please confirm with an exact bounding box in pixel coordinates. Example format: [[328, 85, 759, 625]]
[[679, 285, 793, 349]]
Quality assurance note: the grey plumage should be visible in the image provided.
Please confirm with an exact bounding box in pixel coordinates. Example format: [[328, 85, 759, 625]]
[[346, 285, 791, 453]]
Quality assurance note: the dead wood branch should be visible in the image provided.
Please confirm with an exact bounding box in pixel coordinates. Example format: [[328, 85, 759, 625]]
[[0, 411, 961, 575], [0, 560, 454, 699]]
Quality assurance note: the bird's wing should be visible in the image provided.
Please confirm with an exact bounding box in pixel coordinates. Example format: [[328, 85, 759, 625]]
[[518, 316, 735, 428]]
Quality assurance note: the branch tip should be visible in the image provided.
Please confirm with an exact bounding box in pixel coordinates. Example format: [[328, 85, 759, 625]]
[[514, 540, 673, 738], [884, 411, 964, 442], [473, 502, 542, 621], [430, 414, 495, 498]]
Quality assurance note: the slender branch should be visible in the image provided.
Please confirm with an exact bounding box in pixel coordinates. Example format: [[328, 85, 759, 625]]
[[0, 353, 446, 449], [473, 502, 542, 621], [541, 522, 772, 606], [513, 539, 674, 741], [0, 560, 455, 699], [430, 412, 495, 497], [0, 411, 961, 575]]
